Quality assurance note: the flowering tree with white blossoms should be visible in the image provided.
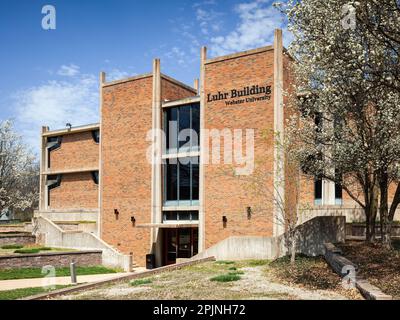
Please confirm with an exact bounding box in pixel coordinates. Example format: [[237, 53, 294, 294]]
[[0, 120, 39, 220], [277, 0, 400, 247]]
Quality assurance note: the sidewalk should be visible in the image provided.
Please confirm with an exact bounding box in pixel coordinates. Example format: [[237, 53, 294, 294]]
[[0, 267, 147, 291]]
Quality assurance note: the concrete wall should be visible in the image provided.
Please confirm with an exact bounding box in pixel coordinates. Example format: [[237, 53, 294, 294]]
[[0, 250, 102, 270], [36, 210, 98, 223], [193, 216, 345, 261], [35, 216, 132, 271], [298, 205, 400, 224], [346, 223, 400, 237]]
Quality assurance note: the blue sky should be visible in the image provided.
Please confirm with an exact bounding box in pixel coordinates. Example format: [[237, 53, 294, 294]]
[[0, 0, 290, 150]]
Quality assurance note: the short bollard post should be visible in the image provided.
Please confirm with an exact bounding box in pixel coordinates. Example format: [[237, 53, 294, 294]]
[[70, 262, 77, 285]]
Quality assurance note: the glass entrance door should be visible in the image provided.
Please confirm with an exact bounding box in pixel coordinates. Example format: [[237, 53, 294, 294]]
[[177, 228, 191, 258], [163, 228, 198, 265], [164, 229, 177, 265]]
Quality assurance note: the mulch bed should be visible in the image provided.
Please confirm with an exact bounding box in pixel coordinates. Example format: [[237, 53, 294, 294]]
[[338, 240, 400, 299], [267, 255, 362, 300]]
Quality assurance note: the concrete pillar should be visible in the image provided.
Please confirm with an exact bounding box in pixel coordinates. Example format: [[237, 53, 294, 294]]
[[151, 59, 163, 266], [273, 29, 285, 236], [39, 126, 48, 211], [323, 180, 336, 205], [199, 47, 207, 252], [97, 72, 106, 237], [193, 79, 199, 95]]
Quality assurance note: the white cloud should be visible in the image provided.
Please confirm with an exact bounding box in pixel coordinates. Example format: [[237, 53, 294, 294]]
[[209, 0, 290, 57], [106, 68, 132, 81], [196, 8, 223, 35], [12, 72, 99, 150], [165, 47, 187, 66], [57, 64, 80, 77]]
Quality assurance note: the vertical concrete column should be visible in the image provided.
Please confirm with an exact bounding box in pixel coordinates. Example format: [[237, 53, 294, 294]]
[[193, 79, 199, 95], [39, 126, 48, 211], [98, 71, 106, 237], [273, 29, 285, 236], [151, 59, 162, 265], [199, 47, 207, 252], [323, 180, 336, 205]]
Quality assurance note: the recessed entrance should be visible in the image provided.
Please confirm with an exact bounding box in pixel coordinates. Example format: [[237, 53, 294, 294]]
[[163, 227, 198, 265]]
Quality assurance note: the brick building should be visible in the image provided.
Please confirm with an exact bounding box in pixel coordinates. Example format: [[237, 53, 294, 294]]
[[37, 29, 367, 267]]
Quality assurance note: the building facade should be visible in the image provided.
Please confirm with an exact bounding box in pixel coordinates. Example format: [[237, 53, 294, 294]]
[[38, 29, 372, 267]]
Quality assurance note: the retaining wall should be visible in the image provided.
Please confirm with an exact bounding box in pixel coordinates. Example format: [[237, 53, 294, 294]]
[[34, 216, 132, 271], [0, 250, 102, 269], [0, 234, 36, 246], [345, 223, 400, 237], [193, 216, 345, 261]]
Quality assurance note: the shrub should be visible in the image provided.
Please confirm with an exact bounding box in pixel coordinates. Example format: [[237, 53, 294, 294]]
[[1, 244, 23, 249], [210, 274, 241, 282], [14, 248, 40, 254], [228, 271, 244, 275], [37, 247, 52, 251], [130, 278, 153, 286], [228, 267, 237, 271], [248, 260, 269, 266], [215, 261, 235, 265]]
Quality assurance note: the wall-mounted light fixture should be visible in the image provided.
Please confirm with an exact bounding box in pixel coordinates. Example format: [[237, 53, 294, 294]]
[[131, 216, 136, 226], [114, 209, 119, 220], [222, 215, 227, 228], [66, 123, 72, 130], [247, 207, 252, 220]]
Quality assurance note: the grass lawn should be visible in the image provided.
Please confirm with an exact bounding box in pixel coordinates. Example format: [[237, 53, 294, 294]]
[[339, 240, 400, 299], [0, 244, 76, 256], [0, 265, 119, 280], [0, 285, 69, 300], [57, 258, 358, 300]]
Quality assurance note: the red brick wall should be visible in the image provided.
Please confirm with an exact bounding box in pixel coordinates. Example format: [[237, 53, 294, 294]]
[[100, 76, 153, 266], [49, 131, 99, 171], [161, 77, 196, 101], [100, 75, 198, 266], [203, 49, 275, 248], [49, 172, 98, 209]]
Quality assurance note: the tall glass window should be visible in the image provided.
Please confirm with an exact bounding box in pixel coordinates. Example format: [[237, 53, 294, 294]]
[[164, 156, 199, 206], [164, 103, 200, 154], [314, 177, 322, 205]]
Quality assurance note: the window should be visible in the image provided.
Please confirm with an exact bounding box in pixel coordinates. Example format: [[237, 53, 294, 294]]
[[164, 103, 200, 153], [335, 170, 343, 204], [92, 129, 100, 143], [163, 211, 199, 222], [314, 176, 322, 205], [164, 157, 199, 206], [91, 171, 99, 184]]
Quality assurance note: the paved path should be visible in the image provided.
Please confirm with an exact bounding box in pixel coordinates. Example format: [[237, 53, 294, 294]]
[[0, 267, 147, 291]]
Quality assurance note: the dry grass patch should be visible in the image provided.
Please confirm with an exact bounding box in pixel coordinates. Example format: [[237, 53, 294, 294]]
[[57, 259, 358, 300]]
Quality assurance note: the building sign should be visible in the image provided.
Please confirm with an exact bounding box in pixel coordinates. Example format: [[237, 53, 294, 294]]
[[207, 84, 272, 106]]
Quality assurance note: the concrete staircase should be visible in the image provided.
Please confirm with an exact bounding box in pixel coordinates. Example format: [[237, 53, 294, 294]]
[[33, 216, 135, 272]]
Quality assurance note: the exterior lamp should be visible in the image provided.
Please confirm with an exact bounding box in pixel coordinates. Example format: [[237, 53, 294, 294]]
[[131, 216, 136, 226], [247, 207, 252, 220], [222, 215, 227, 228], [114, 209, 119, 220]]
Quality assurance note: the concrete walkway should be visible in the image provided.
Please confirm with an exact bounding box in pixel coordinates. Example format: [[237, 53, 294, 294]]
[[0, 267, 147, 291]]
